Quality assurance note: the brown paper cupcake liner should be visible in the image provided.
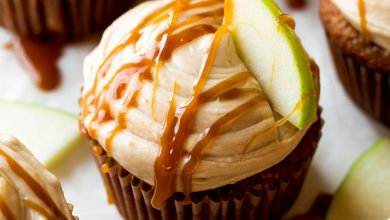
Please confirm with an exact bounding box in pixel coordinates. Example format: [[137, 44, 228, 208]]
[[0, 0, 135, 40], [327, 38, 390, 127], [320, 0, 390, 127], [86, 111, 323, 220]]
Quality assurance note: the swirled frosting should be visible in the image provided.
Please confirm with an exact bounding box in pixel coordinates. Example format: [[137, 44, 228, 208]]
[[0, 134, 74, 220], [81, 0, 317, 208], [331, 0, 390, 51]]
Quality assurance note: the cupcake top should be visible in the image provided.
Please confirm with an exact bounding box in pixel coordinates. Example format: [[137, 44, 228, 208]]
[[331, 0, 390, 51], [81, 0, 319, 208], [0, 134, 74, 220]]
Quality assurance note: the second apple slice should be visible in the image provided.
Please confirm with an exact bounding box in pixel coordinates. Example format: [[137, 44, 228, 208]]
[[0, 101, 81, 169], [230, 0, 316, 128]]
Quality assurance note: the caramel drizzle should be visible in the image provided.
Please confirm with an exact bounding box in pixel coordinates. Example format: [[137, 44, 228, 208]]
[[0, 194, 15, 220], [182, 95, 262, 195], [277, 14, 296, 31], [153, 0, 233, 208], [82, 0, 224, 157], [240, 93, 309, 158], [0, 149, 67, 219], [358, 0, 370, 41]]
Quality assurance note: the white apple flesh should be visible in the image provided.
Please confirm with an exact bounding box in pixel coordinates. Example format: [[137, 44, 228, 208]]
[[230, 0, 317, 128], [0, 101, 82, 169], [327, 138, 390, 220]]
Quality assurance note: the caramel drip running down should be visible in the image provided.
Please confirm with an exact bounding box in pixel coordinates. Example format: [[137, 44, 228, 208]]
[[0, 149, 67, 219], [11, 37, 63, 91], [153, 0, 234, 208], [0, 194, 15, 220], [277, 14, 296, 31], [240, 93, 309, 159], [182, 95, 261, 195], [358, 0, 370, 41]]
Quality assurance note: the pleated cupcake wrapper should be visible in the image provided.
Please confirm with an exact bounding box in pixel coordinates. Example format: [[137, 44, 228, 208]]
[[0, 0, 133, 40], [327, 36, 390, 127], [87, 112, 322, 220]]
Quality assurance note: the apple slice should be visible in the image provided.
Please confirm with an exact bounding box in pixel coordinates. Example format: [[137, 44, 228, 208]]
[[327, 138, 390, 220], [230, 0, 316, 128], [0, 100, 82, 169]]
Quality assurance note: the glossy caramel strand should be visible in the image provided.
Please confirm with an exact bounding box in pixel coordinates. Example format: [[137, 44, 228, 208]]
[[241, 93, 310, 158], [182, 95, 262, 195], [153, 0, 230, 208], [0, 194, 15, 220], [154, 80, 179, 208], [160, 24, 217, 60], [358, 0, 370, 41], [0, 149, 67, 220], [199, 71, 251, 101]]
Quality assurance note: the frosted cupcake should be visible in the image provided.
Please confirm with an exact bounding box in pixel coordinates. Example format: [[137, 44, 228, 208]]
[[321, 0, 390, 127], [0, 134, 75, 219], [80, 0, 322, 219], [0, 0, 136, 40]]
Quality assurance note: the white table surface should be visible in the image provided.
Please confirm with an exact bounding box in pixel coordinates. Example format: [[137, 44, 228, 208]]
[[0, 0, 389, 219]]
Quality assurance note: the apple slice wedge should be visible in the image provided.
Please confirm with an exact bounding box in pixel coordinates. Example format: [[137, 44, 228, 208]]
[[0, 100, 82, 169], [230, 0, 316, 128], [327, 138, 390, 219]]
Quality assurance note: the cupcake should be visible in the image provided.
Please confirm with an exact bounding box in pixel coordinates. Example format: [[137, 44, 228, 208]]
[[80, 0, 322, 219], [320, 0, 390, 127], [0, 0, 136, 40], [0, 134, 75, 219]]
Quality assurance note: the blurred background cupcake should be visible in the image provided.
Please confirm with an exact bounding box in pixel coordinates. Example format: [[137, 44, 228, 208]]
[[321, 0, 390, 127], [0, 134, 76, 219], [0, 0, 138, 40], [79, 0, 323, 219], [0, 0, 140, 91]]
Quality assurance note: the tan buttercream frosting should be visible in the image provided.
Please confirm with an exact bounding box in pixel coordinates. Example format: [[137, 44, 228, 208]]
[[81, 0, 317, 197], [0, 134, 74, 220], [331, 0, 390, 51]]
